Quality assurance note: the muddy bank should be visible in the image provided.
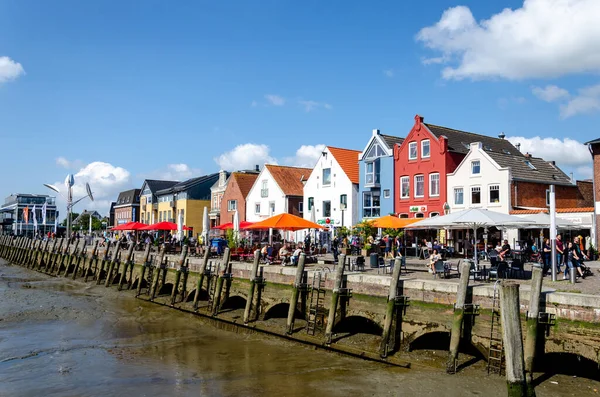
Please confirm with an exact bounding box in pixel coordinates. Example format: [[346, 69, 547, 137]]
[[0, 260, 597, 397]]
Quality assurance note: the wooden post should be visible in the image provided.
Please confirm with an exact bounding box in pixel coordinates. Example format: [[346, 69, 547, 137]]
[[36, 239, 50, 270], [447, 261, 472, 373], [243, 250, 261, 324], [44, 238, 58, 272], [170, 245, 189, 305], [55, 238, 72, 276], [49, 238, 64, 274], [104, 245, 121, 287], [286, 253, 306, 334], [325, 254, 346, 344], [524, 266, 544, 379], [84, 240, 100, 282], [379, 256, 403, 357], [193, 248, 210, 310], [95, 241, 112, 284], [63, 239, 81, 277], [135, 244, 152, 296], [212, 248, 231, 316], [150, 245, 166, 300], [72, 241, 89, 279], [118, 242, 136, 290], [500, 282, 531, 397]]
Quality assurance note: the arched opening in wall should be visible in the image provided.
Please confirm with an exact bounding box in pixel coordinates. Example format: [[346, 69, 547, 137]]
[[430, 212, 439, 217], [263, 303, 302, 321], [408, 331, 485, 362], [415, 213, 424, 218], [399, 214, 409, 219], [534, 353, 600, 383], [131, 277, 147, 290], [220, 296, 246, 312], [158, 283, 173, 296], [331, 316, 383, 343]]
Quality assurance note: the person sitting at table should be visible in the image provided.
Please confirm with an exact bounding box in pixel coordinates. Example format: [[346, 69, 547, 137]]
[[279, 244, 290, 265], [428, 249, 441, 274], [432, 240, 442, 252], [291, 245, 303, 266], [498, 240, 511, 261]]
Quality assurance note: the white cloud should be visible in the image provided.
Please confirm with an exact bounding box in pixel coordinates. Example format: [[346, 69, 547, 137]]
[[506, 136, 590, 167], [560, 84, 600, 118], [55, 157, 85, 170], [532, 85, 570, 102], [214, 143, 277, 171], [283, 144, 326, 168], [383, 69, 394, 78], [0, 56, 25, 83], [141, 163, 202, 181], [56, 157, 70, 168], [416, 0, 600, 80], [265, 94, 285, 106], [298, 100, 332, 112], [575, 165, 593, 180]]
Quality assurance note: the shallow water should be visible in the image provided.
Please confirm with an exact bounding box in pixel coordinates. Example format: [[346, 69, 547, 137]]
[[0, 261, 597, 397]]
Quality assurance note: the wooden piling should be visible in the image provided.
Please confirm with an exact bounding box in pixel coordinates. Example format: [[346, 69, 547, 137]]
[[63, 239, 81, 277], [170, 245, 189, 305], [55, 238, 72, 276], [118, 242, 136, 290], [135, 244, 152, 296], [95, 241, 112, 284], [49, 238, 64, 274], [44, 238, 58, 272], [84, 241, 100, 282], [286, 253, 306, 334], [447, 261, 472, 373], [524, 266, 544, 380], [105, 248, 121, 287], [36, 239, 50, 270], [500, 282, 531, 397], [150, 245, 166, 300], [193, 248, 211, 310], [379, 256, 403, 357], [325, 254, 347, 344], [212, 248, 231, 316], [73, 240, 91, 279], [243, 250, 261, 324]]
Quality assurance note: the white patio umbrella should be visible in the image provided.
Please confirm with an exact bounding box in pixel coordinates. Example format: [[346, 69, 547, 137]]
[[202, 206, 209, 246], [518, 212, 580, 229], [233, 209, 240, 242], [177, 210, 184, 240], [310, 205, 317, 245], [407, 208, 532, 263]]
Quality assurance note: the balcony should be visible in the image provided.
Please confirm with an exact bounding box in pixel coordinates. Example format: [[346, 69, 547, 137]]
[[260, 189, 269, 198], [152, 203, 158, 210]]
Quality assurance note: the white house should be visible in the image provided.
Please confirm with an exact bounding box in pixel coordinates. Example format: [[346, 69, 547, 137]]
[[245, 164, 311, 223], [303, 146, 360, 232]]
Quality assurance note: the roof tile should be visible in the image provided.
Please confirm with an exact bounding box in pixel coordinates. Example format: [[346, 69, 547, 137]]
[[265, 165, 311, 196], [232, 172, 259, 199], [424, 123, 521, 155], [328, 146, 361, 184]]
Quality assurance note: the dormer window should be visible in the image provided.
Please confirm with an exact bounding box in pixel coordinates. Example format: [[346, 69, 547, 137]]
[[471, 160, 481, 175], [421, 140, 430, 158], [525, 160, 536, 170], [365, 143, 385, 159], [408, 142, 417, 160]]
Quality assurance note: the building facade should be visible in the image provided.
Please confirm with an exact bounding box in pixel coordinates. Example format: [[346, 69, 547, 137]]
[[220, 171, 259, 225], [303, 146, 360, 230], [139, 180, 179, 225], [209, 170, 230, 228], [114, 189, 141, 225], [0, 194, 58, 236], [358, 129, 404, 220], [155, 173, 219, 236]]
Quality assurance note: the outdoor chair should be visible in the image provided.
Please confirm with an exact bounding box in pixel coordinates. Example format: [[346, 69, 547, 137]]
[[378, 257, 392, 274], [468, 260, 483, 281], [509, 259, 525, 279], [488, 262, 509, 282], [351, 256, 365, 272], [433, 260, 449, 279]]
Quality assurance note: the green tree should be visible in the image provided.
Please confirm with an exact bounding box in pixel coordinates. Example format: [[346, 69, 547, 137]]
[[225, 229, 238, 249], [71, 213, 103, 231], [61, 212, 79, 227]]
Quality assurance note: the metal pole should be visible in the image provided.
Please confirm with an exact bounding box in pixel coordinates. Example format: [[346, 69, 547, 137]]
[[550, 185, 557, 282]]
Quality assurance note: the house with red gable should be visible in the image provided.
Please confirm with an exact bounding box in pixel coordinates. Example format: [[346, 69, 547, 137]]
[[393, 115, 521, 218]]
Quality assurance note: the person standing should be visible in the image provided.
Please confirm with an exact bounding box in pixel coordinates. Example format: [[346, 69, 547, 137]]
[[556, 234, 565, 273], [384, 235, 391, 259], [542, 238, 551, 275]]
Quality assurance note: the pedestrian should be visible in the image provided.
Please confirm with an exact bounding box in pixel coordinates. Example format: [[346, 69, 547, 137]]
[[384, 235, 391, 259], [556, 234, 564, 273], [332, 236, 339, 262], [542, 238, 551, 275]]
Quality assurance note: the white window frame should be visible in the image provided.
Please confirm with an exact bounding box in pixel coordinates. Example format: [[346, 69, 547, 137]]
[[365, 162, 375, 186], [471, 186, 481, 205], [322, 200, 331, 217], [400, 176, 410, 199], [546, 189, 550, 206], [269, 201, 275, 215], [383, 189, 390, 199], [429, 173, 440, 197], [298, 202, 303, 213], [471, 160, 481, 175], [322, 168, 332, 186], [414, 175, 424, 198], [454, 187, 464, 205], [489, 184, 500, 204], [362, 191, 380, 218], [408, 142, 418, 160], [227, 200, 237, 211], [255, 203, 260, 214], [421, 139, 430, 158]]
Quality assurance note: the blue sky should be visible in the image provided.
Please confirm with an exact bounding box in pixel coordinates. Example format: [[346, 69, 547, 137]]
[[1, 0, 599, 217]]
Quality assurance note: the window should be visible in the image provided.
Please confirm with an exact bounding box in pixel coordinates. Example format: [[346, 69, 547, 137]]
[[227, 200, 237, 211], [525, 160, 536, 170], [471, 160, 481, 175], [365, 162, 376, 185], [383, 189, 390, 198], [489, 185, 500, 203], [308, 197, 314, 210], [399, 214, 409, 218], [261, 180, 268, 198], [546, 189, 550, 206], [340, 194, 347, 209], [299, 202, 303, 213], [322, 168, 331, 186], [362, 192, 380, 218], [400, 176, 410, 199], [415, 213, 424, 218], [414, 175, 424, 197], [429, 173, 439, 197], [323, 200, 331, 217], [421, 140, 430, 158], [430, 212, 440, 217], [471, 186, 481, 204], [454, 187, 464, 205], [365, 143, 385, 159], [408, 142, 417, 160], [269, 201, 275, 214], [255, 203, 260, 214]]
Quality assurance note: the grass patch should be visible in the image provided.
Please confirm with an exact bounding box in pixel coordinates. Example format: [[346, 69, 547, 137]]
[[554, 317, 600, 331], [555, 289, 582, 294]]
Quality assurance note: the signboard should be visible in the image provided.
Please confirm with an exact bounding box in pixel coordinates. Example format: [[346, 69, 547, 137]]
[[317, 218, 341, 225], [409, 205, 427, 213]]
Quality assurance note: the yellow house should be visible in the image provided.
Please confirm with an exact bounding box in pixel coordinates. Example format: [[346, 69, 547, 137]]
[[140, 180, 179, 225], [154, 173, 219, 237]]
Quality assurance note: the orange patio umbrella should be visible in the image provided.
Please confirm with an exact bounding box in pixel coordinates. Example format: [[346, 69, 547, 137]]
[[244, 213, 325, 232], [371, 215, 420, 229]]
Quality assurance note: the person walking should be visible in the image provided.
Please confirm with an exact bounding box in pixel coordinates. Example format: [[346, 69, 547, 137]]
[[556, 234, 565, 274], [542, 238, 551, 275]]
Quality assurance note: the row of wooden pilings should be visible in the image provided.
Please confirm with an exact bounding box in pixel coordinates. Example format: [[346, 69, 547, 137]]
[[0, 235, 546, 397]]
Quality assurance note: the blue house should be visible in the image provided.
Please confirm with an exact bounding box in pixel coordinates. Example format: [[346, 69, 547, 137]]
[[358, 129, 404, 221]]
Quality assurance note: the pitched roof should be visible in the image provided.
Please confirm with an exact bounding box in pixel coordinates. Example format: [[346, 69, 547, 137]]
[[381, 134, 405, 149], [232, 172, 259, 198], [485, 151, 572, 185], [328, 146, 361, 184], [265, 165, 311, 196], [115, 189, 141, 206], [424, 123, 521, 156], [144, 179, 179, 193], [510, 208, 593, 214], [157, 173, 219, 196]]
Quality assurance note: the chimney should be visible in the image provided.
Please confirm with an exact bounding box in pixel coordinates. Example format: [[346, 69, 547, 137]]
[[498, 132, 506, 139], [515, 143, 521, 152], [255, 164, 259, 172], [372, 129, 380, 136], [524, 152, 532, 159], [570, 172, 574, 183]]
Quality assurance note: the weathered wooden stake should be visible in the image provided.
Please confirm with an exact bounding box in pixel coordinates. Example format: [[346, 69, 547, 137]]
[[170, 245, 189, 305], [118, 242, 136, 290], [73, 240, 91, 279], [135, 244, 152, 296], [212, 248, 231, 316], [55, 238, 72, 276], [524, 266, 543, 380], [150, 245, 166, 300], [243, 250, 261, 324], [447, 260, 472, 373], [49, 238, 64, 274], [84, 241, 100, 282], [63, 239, 81, 277], [105, 248, 121, 287], [286, 253, 306, 334], [500, 282, 532, 397], [44, 238, 58, 272], [325, 254, 347, 344], [95, 241, 112, 284], [379, 256, 403, 357], [193, 248, 211, 310]]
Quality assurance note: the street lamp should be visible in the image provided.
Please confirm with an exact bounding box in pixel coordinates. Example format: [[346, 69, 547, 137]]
[[44, 174, 94, 238]]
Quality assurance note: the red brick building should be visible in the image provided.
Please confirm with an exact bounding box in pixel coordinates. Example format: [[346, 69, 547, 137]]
[[220, 171, 259, 224]]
